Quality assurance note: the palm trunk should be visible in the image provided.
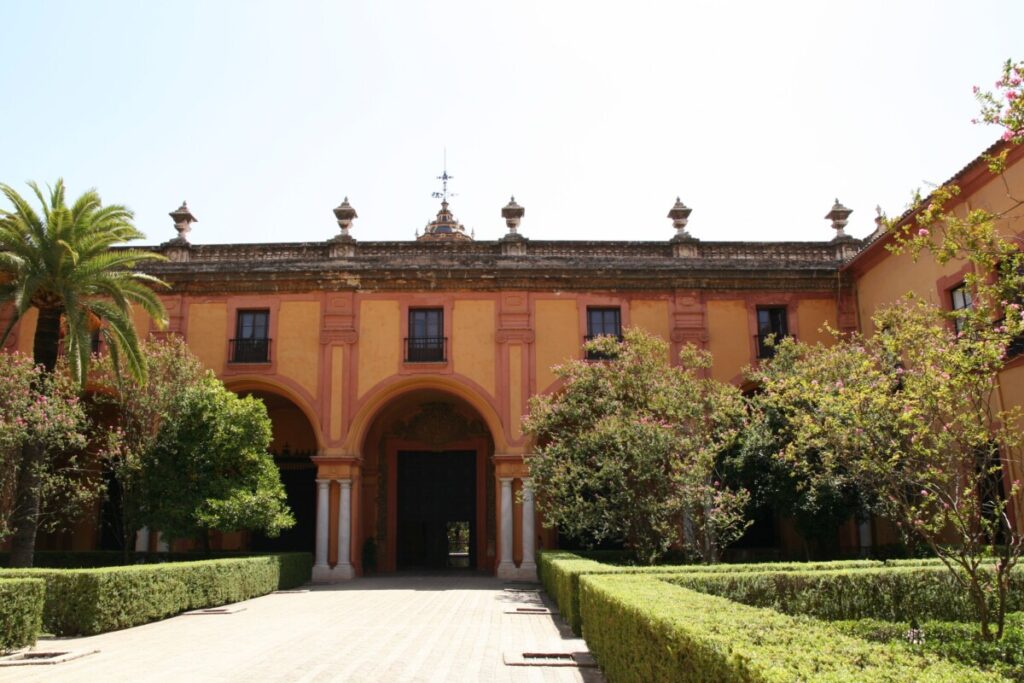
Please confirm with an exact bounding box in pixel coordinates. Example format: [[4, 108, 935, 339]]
[[7, 306, 62, 568]]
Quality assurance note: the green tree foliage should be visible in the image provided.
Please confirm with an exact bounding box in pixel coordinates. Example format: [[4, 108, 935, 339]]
[[93, 337, 206, 557], [0, 179, 166, 566], [0, 353, 97, 544], [139, 374, 294, 549], [719, 401, 871, 560], [525, 328, 750, 565], [754, 300, 1023, 641]]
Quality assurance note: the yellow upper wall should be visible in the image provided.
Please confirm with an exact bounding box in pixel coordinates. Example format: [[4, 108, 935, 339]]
[[707, 300, 749, 382], [277, 301, 321, 398], [186, 302, 227, 372], [630, 300, 670, 340], [797, 299, 838, 346], [452, 300, 496, 397], [854, 156, 1024, 335], [535, 299, 579, 391], [357, 299, 400, 398]]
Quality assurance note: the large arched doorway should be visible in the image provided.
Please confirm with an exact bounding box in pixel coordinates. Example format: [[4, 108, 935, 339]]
[[237, 389, 318, 554], [360, 390, 496, 573]]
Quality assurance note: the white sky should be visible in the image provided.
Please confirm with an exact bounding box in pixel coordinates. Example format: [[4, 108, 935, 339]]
[[1, 1, 1020, 245]]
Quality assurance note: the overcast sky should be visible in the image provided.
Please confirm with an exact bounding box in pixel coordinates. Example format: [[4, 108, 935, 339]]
[[1, 1, 1021, 245]]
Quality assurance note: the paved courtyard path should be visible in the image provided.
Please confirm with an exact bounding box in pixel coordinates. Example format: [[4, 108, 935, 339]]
[[1, 574, 604, 683]]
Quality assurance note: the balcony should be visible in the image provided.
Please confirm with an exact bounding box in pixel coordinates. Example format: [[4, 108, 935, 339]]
[[405, 336, 446, 363], [229, 338, 271, 364]]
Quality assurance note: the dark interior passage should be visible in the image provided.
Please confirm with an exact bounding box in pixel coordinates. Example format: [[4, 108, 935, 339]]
[[397, 450, 476, 570], [251, 463, 316, 553]]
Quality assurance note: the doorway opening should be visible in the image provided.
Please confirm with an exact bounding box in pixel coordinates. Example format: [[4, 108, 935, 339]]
[[396, 450, 477, 570]]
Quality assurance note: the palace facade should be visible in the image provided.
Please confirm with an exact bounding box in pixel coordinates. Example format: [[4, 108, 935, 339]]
[[5, 141, 1023, 581]]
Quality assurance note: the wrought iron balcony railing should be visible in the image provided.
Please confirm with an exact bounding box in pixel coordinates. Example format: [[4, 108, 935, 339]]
[[405, 336, 447, 363], [229, 338, 271, 363]]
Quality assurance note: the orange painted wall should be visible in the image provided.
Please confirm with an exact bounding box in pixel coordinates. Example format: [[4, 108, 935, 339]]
[[186, 302, 227, 372], [797, 299, 838, 346], [357, 299, 400, 398], [277, 301, 321, 398], [534, 298, 580, 392], [452, 299, 496, 397], [706, 300, 750, 382]]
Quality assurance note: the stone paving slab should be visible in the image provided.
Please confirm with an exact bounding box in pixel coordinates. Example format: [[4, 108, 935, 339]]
[[1, 574, 605, 683]]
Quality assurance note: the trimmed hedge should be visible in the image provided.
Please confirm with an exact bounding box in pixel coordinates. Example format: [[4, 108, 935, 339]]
[[666, 566, 1024, 622], [0, 578, 45, 653], [0, 552, 312, 636], [537, 550, 947, 634], [579, 573, 1004, 682], [0, 550, 306, 569]]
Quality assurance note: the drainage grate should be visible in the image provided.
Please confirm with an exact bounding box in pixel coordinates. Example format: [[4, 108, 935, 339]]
[[503, 651, 598, 667], [503, 606, 554, 615], [0, 650, 98, 667], [184, 605, 246, 615]]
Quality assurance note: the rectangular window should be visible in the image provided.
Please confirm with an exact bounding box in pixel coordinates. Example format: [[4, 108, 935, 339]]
[[950, 283, 973, 333], [756, 307, 788, 359], [585, 307, 622, 359], [406, 308, 445, 362], [231, 309, 270, 363]]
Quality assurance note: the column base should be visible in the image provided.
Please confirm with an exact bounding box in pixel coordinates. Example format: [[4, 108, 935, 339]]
[[312, 564, 356, 583], [497, 562, 538, 582]]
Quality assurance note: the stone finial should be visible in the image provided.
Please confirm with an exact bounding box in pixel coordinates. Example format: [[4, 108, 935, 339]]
[[333, 197, 358, 237], [169, 201, 196, 242], [668, 197, 693, 238], [873, 205, 886, 235], [826, 198, 853, 239], [501, 196, 525, 234]]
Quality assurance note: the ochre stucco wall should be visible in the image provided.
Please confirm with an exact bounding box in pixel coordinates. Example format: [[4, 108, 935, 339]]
[[16, 307, 38, 354], [707, 300, 749, 382], [629, 300, 670, 341], [534, 298, 580, 392], [797, 299, 838, 346], [453, 299, 496, 397], [357, 299, 400, 398], [186, 302, 227, 372], [277, 301, 321, 398]]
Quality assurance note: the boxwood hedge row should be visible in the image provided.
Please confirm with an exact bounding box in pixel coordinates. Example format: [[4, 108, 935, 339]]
[[0, 552, 311, 636], [666, 565, 1024, 622], [537, 550, 946, 634], [579, 573, 1003, 682], [0, 578, 45, 653]]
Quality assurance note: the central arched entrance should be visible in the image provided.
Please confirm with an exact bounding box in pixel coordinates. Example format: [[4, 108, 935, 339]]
[[360, 390, 496, 573]]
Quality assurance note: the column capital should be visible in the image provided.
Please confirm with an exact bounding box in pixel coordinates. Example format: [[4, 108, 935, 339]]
[[499, 476, 514, 484], [335, 478, 352, 490], [315, 478, 331, 487]]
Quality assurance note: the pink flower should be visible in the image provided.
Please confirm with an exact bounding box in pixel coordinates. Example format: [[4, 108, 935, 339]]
[[1004, 130, 1016, 142], [1007, 91, 1018, 101], [918, 228, 930, 237], [973, 85, 980, 94], [921, 489, 928, 496]]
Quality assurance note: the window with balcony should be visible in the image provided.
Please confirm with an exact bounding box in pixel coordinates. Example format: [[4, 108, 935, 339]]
[[585, 307, 622, 360], [231, 309, 270, 363], [950, 283, 973, 334], [756, 307, 789, 359], [406, 308, 445, 362]]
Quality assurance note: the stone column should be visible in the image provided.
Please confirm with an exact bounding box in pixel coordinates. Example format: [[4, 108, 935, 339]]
[[497, 477, 515, 578], [134, 526, 151, 553], [334, 478, 355, 579], [520, 479, 537, 579], [313, 479, 330, 581]]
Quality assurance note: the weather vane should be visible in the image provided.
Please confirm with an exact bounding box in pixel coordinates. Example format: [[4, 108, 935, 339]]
[[432, 149, 457, 203]]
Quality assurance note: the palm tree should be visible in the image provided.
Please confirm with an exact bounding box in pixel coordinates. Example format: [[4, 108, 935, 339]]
[[0, 179, 167, 566]]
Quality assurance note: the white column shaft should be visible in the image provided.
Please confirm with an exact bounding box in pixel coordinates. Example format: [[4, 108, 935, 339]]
[[499, 478, 514, 567], [336, 479, 352, 567], [315, 479, 330, 568], [135, 526, 151, 553], [521, 479, 536, 568]]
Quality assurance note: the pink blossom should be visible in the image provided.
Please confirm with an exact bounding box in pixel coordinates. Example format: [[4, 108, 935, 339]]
[[917, 228, 930, 237], [1008, 91, 1018, 101], [973, 85, 980, 94], [921, 489, 928, 496]]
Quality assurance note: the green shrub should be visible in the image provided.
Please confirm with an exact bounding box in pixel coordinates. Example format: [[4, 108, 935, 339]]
[[833, 613, 1024, 680], [0, 553, 312, 635], [537, 549, 951, 634], [0, 578, 45, 653], [579, 574, 1003, 682], [667, 566, 1024, 623]]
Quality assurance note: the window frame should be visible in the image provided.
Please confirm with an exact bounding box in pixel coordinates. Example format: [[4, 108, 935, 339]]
[[406, 307, 446, 363], [755, 306, 789, 359]]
